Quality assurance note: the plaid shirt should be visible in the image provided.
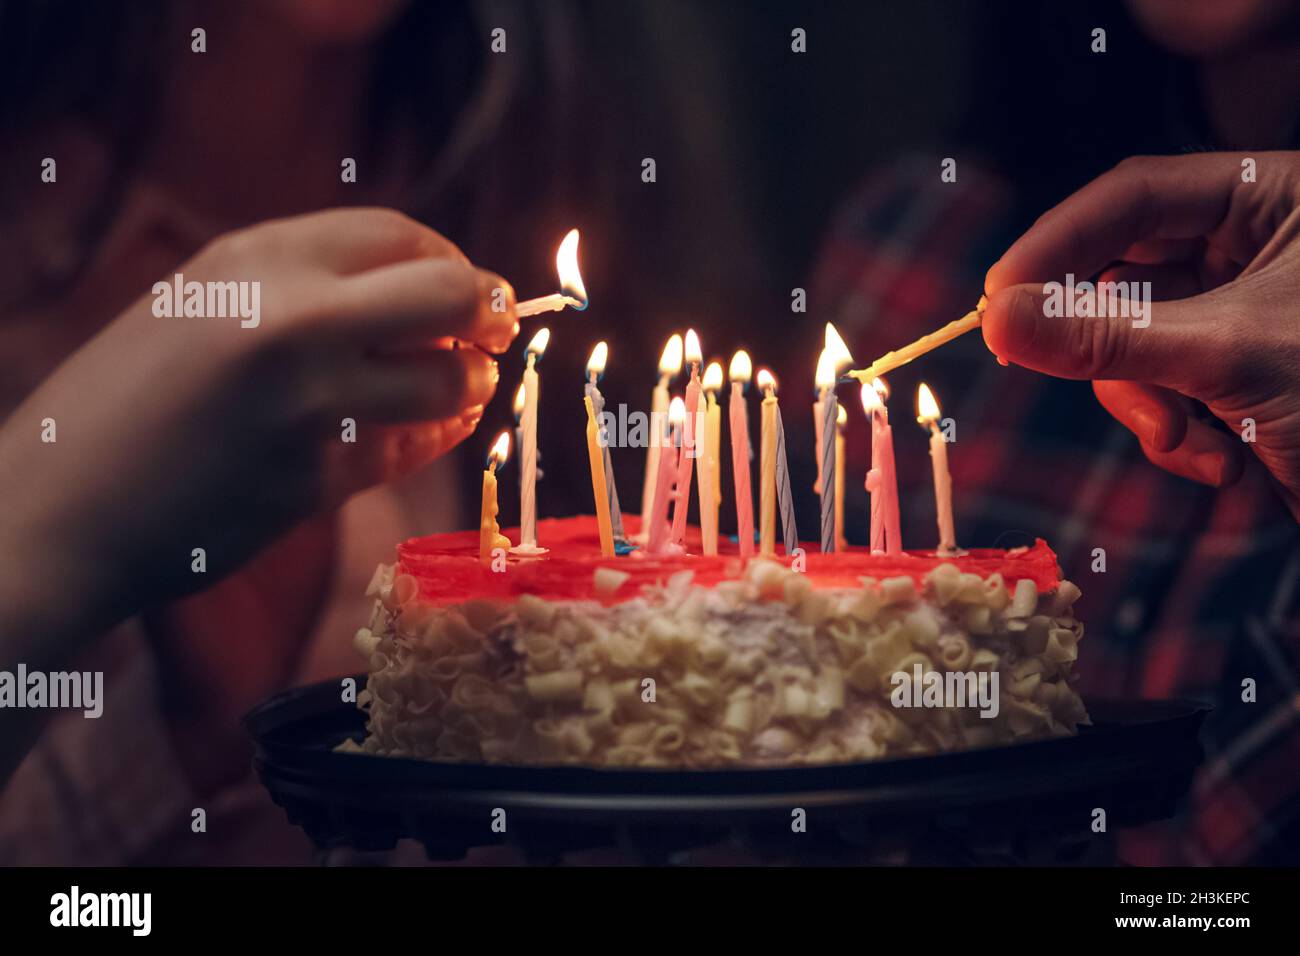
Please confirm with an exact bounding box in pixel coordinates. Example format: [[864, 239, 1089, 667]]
[[813, 155, 1300, 865]]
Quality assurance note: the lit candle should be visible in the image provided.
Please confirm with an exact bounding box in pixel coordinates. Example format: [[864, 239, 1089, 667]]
[[699, 361, 724, 555], [836, 403, 847, 551], [813, 323, 854, 496], [515, 229, 589, 317], [670, 329, 703, 549], [758, 369, 779, 557], [728, 351, 755, 557], [584, 347, 615, 559], [514, 327, 549, 555], [641, 333, 683, 540], [773, 390, 798, 554], [861, 377, 903, 555], [480, 431, 511, 563], [648, 397, 686, 553], [917, 382, 959, 555], [816, 350, 838, 553], [817, 325, 854, 553], [585, 341, 626, 545]]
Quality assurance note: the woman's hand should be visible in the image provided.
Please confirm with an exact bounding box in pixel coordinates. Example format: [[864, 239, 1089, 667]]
[[0, 207, 517, 647], [983, 151, 1300, 517]]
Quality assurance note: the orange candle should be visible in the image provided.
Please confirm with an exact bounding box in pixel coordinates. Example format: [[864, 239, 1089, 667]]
[[584, 346, 616, 558], [728, 351, 754, 557]]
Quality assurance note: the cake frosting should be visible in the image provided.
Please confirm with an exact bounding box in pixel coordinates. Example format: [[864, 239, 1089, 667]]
[[344, 516, 1089, 767]]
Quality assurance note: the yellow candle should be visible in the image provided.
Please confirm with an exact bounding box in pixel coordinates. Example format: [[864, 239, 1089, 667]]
[[585, 394, 615, 557], [849, 297, 986, 384], [480, 431, 511, 563], [835, 403, 847, 551], [698, 362, 724, 555], [758, 369, 778, 557]]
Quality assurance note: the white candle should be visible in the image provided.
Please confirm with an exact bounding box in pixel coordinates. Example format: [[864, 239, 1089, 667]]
[[641, 333, 683, 540], [514, 328, 549, 555], [917, 382, 958, 555]]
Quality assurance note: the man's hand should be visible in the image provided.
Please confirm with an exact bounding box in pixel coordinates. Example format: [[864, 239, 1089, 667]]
[[983, 152, 1300, 516]]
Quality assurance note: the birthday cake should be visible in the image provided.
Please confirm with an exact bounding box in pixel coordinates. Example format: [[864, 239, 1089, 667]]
[[343, 516, 1089, 767]]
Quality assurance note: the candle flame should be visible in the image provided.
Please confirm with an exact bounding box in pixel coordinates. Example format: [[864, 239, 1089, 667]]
[[684, 328, 703, 365], [824, 322, 854, 369], [860, 381, 881, 412], [668, 395, 687, 427], [815, 348, 838, 390], [837, 404, 848, 427], [702, 360, 724, 392], [729, 350, 752, 384], [756, 368, 777, 394], [513, 382, 526, 419], [916, 382, 941, 423], [659, 333, 684, 376], [586, 341, 608, 377], [488, 430, 511, 469], [555, 229, 587, 308], [873, 376, 889, 401], [525, 326, 551, 357]]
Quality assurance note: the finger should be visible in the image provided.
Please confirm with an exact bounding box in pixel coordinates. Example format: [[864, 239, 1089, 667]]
[[1093, 380, 1188, 453], [332, 259, 519, 354], [981, 282, 1221, 392], [282, 207, 468, 274], [1138, 417, 1245, 488], [986, 154, 1247, 294], [350, 346, 499, 424]]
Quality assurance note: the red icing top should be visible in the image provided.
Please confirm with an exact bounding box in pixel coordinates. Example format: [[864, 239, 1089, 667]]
[[396, 516, 1061, 606]]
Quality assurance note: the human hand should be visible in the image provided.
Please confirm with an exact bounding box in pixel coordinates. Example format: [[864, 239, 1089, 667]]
[[0, 207, 518, 641], [983, 152, 1300, 517]]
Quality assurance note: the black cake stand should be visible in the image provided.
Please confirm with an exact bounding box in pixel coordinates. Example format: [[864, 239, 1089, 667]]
[[245, 676, 1207, 865]]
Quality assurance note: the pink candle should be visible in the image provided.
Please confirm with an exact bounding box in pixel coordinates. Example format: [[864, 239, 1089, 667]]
[[670, 329, 703, 549], [729, 351, 755, 557], [861, 378, 902, 554], [648, 398, 685, 553]]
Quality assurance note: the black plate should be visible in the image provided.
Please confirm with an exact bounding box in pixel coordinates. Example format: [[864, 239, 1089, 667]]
[[246, 677, 1207, 863]]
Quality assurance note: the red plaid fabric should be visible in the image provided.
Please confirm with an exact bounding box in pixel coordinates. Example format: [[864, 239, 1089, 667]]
[[813, 155, 1300, 865]]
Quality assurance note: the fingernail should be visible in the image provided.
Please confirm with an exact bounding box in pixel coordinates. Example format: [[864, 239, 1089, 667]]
[[461, 404, 484, 428], [488, 359, 499, 384], [1192, 452, 1226, 486]]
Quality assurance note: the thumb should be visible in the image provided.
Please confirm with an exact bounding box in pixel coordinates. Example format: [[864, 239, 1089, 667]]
[[982, 282, 1215, 393]]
